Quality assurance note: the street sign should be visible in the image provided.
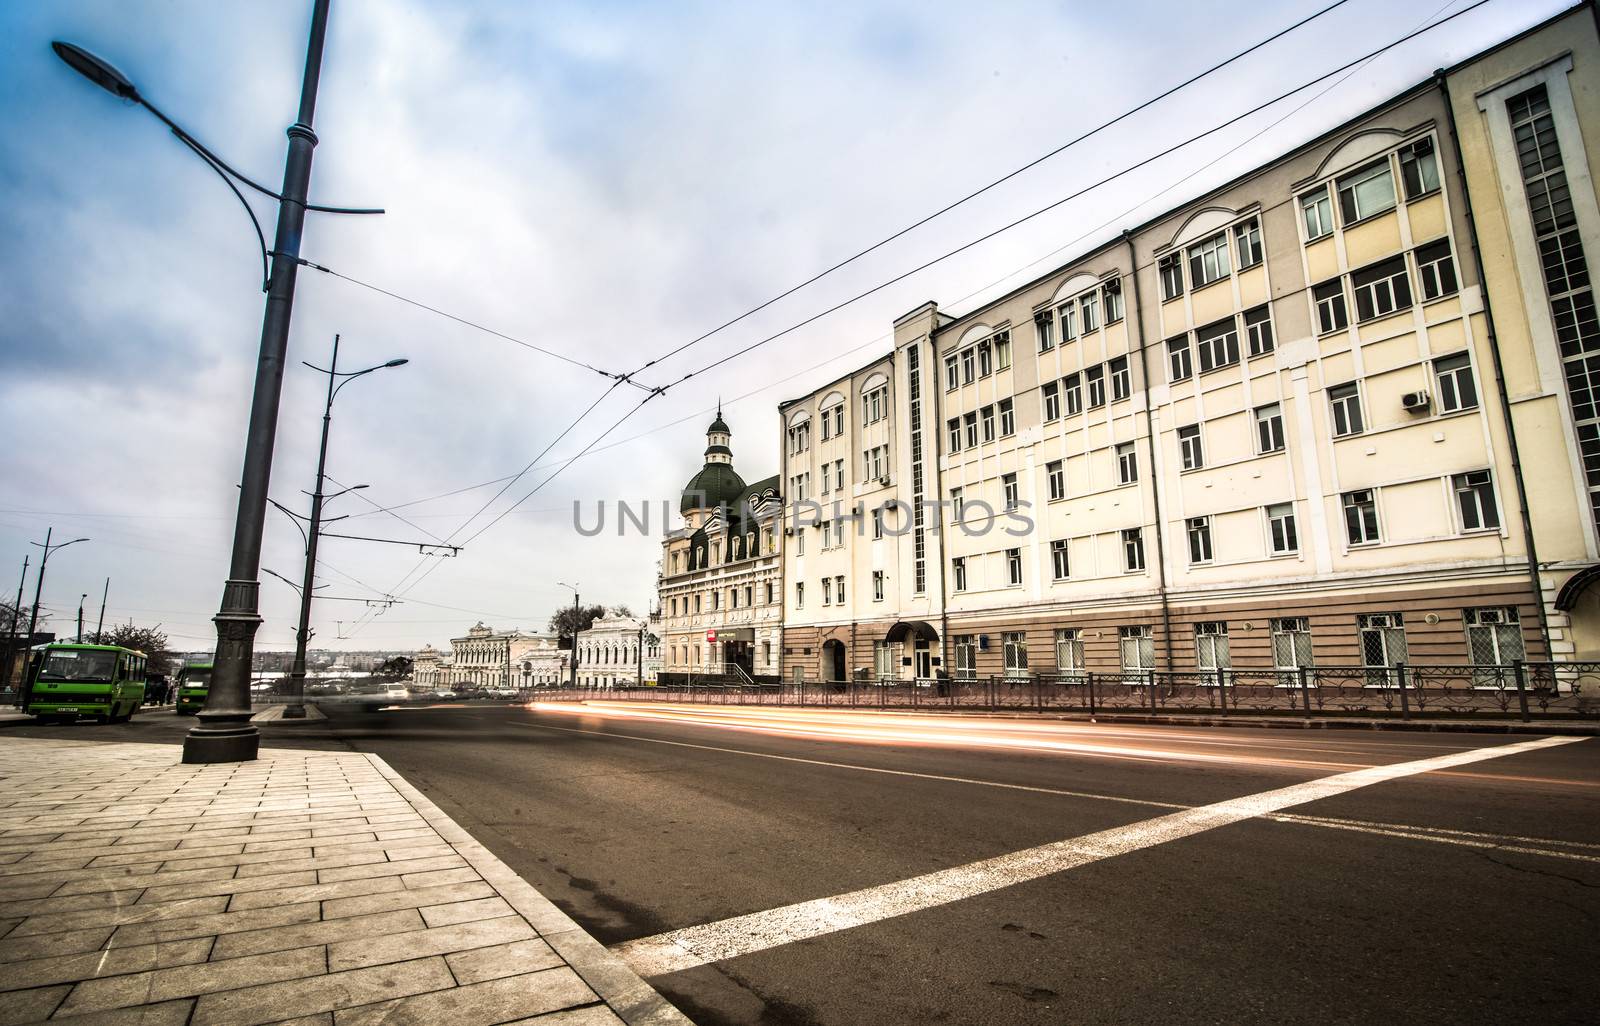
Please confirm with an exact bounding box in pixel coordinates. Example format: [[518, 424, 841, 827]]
[[706, 629, 717, 644]]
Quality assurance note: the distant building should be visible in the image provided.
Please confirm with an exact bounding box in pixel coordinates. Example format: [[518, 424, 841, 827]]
[[576, 611, 659, 688], [439, 623, 560, 689]]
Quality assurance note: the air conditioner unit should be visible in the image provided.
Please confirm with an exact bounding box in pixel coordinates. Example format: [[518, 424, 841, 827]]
[[878, 476, 891, 487], [1401, 390, 1430, 411]]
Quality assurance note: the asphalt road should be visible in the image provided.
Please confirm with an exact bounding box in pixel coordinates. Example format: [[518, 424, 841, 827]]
[[6, 702, 1597, 1026]]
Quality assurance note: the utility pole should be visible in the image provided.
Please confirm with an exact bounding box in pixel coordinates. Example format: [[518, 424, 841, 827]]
[[23, 529, 90, 710], [95, 578, 109, 640], [4, 556, 27, 700], [76, 594, 87, 643]]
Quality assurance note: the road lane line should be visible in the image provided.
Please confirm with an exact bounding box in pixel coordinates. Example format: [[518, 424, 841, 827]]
[[609, 735, 1584, 976]]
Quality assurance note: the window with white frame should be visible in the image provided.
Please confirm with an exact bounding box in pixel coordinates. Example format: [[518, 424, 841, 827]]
[[953, 635, 976, 679], [950, 487, 964, 523], [1123, 527, 1145, 571], [952, 557, 966, 592], [872, 506, 885, 539], [1453, 470, 1500, 531], [1188, 231, 1231, 288], [1244, 306, 1274, 357], [1047, 461, 1065, 501], [1398, 137, 1440, 199], [964, 412, 978, 449], [962, 348, 975, 385], [1042, 381, 1060, 422], [1314, 279, 1349, 333], [1352, 257, 1413, 322], [978, 339, 993, 378], [795, 530, 805, 556], [1006, 547, 1023, 586], [1120, 625, 1155, 671], [947, 417, 961, 453], [835, 574, 845, 601], [1187, 516, 1213, 564], [999, 398, 1015, 436], [1255, 402, 1286, 453], [1168, 336, 1193, 382], [1159, 254, 1184, 300], [1301, 186, 1335, 240], [794, 582, 804, 608], [1109, 356, 1131, 402], [1343, 489, 1380, 545], [1266, 502, 1298, 555], [1086, 365, 1107, 409], [1234, 217, 1263, 269], [1063, 373, 1083, 416], [1177, 424, 1204, 471], [1465, 607, 1524, 667], [1081, 291, 1099, 333], [1003, 631, 1028, 675], [821, 577, 832, 605], [1195, 621, 1231, 671], [1055, 628, 1084, 671], [1002, 473, 1019, 511], [1358, 613, 1407, 678], [788, 421, 810, 454], [871, 640, 894, 679], [864, 445, 888, 481], [1051, 538, 1069, 580], [981, 405, 995, 443], [832, 519, 846, 548], [1196, 318, 1240, 373], [1059, 301, 1077, 341], [1416, 240, 1459, 301], [1337, 159, 1397, 223], [945, 354, 959, 390], [1271, 617, 1314, 671], [862, 384, 888, 424], [1116, 442, 1138, 484], [995, 332, 1011, 370], [1035, 313, 1054, 353], [834, 459, 844, 491], [1329, 382, 1365, 437], [872, 570, 884, 602], [1434, 352, 1478, 413], [1104, 279, 1125, 322]]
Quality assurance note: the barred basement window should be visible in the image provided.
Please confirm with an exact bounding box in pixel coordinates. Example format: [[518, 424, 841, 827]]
[[1120, 625, 1154, 670], [1196, 318, 1240, 373], [1358, 613, 1407, 677], [1003, 631, 1028, 674], [1342, 489, 1380, 545], [954, 635, 976, 679], [1352, 257, 1412, 322], [1051, 538, 1070, 580], [1055, 628, 1084, 670], [1159, 254, 1184, 300], [1329, 382, 1365, 437], [1416, 240, 1459, 301], [1434, 352, 1478, 413], [1244, 306, 1275, 357], [1234, 217, 1263, 269], [1195, 621, 1231, 671], [1271, 617, 1314, 671], [1267, 502, 1298, 555], [1453, 470, 1500, 531], [1465, 607, 1524, 667], [1168, 336, 1193, 382], [1399, 137, 1440, 199], [1109, 356, 1131, 401], [1063, 373, 1083, 416], [1178, 424, 1204, 471], [1255, 403, 1285, 454], [1187, 516, 1213, 564], [1047, 461, 1065, 501], [1314, 279, 1349, 333]]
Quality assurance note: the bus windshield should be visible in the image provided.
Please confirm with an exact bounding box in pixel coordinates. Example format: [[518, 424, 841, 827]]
[[180, 668, 213, 686], [38, 650, 116, 682]]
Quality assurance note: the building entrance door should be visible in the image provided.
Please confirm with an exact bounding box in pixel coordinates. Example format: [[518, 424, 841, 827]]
[[914, 639, 932, 681], [822, 639, 846, 683], [724, 640, 754, 679]]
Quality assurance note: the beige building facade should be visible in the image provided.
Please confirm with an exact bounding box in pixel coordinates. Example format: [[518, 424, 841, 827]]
[[575, 611, 660, 688], [781, 7, 1600, 681]]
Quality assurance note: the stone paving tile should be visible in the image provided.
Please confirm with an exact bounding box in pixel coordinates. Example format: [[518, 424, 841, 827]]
[[446, 937, 565, 985], [0, 936, 212, 991], [316, 854, 464, 885], [400, 866, 480, 889], [43, 997, 194, 1025], [136, 870, 318, 906], [225, 875, 403, 913], [0, 890, 149, 923], [328, 915, 536, 972], [233, 849, 386, 879], [419, 896, 515, 928], [110, 903, 319, 948], [58, 945, 326, 1016], [332, 967, 598, 1026], [54, 864, 239, 897], [511, 1007, 627, 1026], [0, 925, 112, 963], [210, 908, 425, 961], [192, 955, 456, 1026], [0, 982, 69, 1023], [322, 880, 496, 921]]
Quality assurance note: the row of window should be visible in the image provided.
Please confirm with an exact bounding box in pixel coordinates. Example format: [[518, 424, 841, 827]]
[[793, 570, 890, 608], [667, 581, 779, 617], [1301, 137, 1440, 243], [787, 383, 895, 455], [1034, 279, 1126, 352], [1167, 306, 1274, 380], [1038, 357, 1132, 424], [1313, 241, 1458, 335], [945, 399, 1017, 453], [944, 330, 1014, 391], [1157, 216, 1264, 301]]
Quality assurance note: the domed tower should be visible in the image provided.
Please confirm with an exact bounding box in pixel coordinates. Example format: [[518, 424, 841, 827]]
[[680, 404, 747, 528]]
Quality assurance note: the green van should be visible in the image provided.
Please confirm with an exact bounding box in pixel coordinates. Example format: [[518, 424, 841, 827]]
[[175, 661, 213, 715], [26, 643, 147, 723]]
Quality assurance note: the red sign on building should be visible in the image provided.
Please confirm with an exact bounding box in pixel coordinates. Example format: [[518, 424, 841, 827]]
[[706, 629, 717, 644]]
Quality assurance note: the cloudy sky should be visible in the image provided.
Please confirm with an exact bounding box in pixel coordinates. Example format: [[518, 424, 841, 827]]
[[0, 0, 1570, 653]]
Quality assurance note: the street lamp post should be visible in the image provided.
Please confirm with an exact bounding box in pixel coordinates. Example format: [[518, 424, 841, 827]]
[[284, 334, 407, 718], [20, 529, 90, 709], [76, 595, 88, 643], [558, 583, 580, 687], [4, 557, 27, 698], [53, 0, 382, 763]]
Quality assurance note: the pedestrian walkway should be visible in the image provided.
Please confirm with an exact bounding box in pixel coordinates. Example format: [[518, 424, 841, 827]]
[[0, 737, 691, 1025]]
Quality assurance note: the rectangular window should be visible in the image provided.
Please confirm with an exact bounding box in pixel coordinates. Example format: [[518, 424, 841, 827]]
[[961, 348, 975, 385], [795, 582, 804, 608], [1234, 217, 1263, 268], [1314, 279, 1349, 334], [1358, 613, 1408, 678], [981, 405, 996, 443], [1047, 460, 1065, 501], [1042, 381, 1061, 422], [947, 417, 961, 453], [1003, 631, 1028, 674], [945, 354, 959, 390], [836, 574, 845, 601], [1255, 402, 1285, 454], [1123, 527, 1146, 571], [1244, 306, 1275, 357], [964, 412, 978, 449], [1006, 548, 1023, 587], [1167, 336, 1193, 382], [1035, 312, 1054, 352], [1177, 424, 1204, 471], [1104, 280, 1125, 323], [1434, 352, 1478, 413], [978, 339, 993, 378], [1465, 607, 1525, 668], [1329, 382, 1365, 437], [1195, 622, 1231, 671], [1003, 472, 1019, 511], [822, 578, 832, 605], [1267, 502, 1298, 555], [1301, 187, 1335, 240], [875, 640, 896, 679], [1188, 231, 1231, 288], [1416, 240, 1459, 301], [1109, 356, 1131, 402], [1086, 365, 1107, 409], [1196, 318, 1240, 373], [954, 635, 976, 680], [872, 570, 885, 602], [1454, 470, 1500, 531], [951, 487, 964, 522], [1338, 159, 1397, 224], [995, 332, 1011, 370], [1081, 292, 1100, 333], [1055, 628, 1084, 671], [1187, 516, 1213, 564], [952, 556, 967, 592], [1271, 617, 1314, 671], [1352, 257, 1413, 322], [1120, 625, 1154, 670], [1051, 538, 1069, 580], [1343, 489, 1380, 545], [1116, 441, 1138, 484], [999, 398, 1015, 436], [1398, 137, 1440, 199], [1159, 254, 1184, 300], [796, 530, 805, 556], [820, 411, 831, 442], [1063, 373, 1083, 416], [1059, 302, 1077, 341], [872, 506, 884, 539]]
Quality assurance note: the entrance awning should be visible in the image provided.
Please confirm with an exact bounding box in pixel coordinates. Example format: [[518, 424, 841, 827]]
[[884, 620, 939, 643], [1555, 564, 1600, 611], [713, 627, 755, 642]]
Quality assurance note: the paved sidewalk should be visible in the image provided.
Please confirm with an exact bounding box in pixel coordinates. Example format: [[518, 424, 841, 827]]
[[0, 737, 691, 1025]]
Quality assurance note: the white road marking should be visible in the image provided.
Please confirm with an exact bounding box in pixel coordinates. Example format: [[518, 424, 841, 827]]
[[608, 735, 1584, 976]]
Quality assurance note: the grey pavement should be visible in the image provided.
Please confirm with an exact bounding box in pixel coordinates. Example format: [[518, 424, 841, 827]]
[[0, 736, 692, 1025]]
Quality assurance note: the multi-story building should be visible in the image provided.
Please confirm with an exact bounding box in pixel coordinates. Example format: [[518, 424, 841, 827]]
[[575, 610, 660, 688], [440, 623, 561, 690], [412, 645, 443, 688], [658, 411, 784, 683], [781, 5, 1600, 681], [514, 634, 568, 687]]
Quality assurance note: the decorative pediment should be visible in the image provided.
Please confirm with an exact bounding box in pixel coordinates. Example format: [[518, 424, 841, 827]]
[[957, 323, 993, 348], [786, 408, 811, 426], [1163, 206, 1244, 253], [819, 390, 845, 410], [1050, 272, 1102, 304], [1302, 126, 1411, 186], [861, 371, 889, 392]]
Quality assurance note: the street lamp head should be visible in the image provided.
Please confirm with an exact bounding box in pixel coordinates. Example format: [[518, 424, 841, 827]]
[[52, 42, 139, 101], [384, 359, 409, 368]]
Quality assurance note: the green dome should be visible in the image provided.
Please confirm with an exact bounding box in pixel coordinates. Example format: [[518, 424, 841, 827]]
[[709, 414, 730, 434], [681, 462, 746, 514]]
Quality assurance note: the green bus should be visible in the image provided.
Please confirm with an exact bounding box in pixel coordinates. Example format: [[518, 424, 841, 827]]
[[175, 661, 213, 715], [26, 643, 148, 723]]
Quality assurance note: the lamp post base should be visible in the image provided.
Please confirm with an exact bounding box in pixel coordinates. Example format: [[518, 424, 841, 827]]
[[181, 724, 260, 763]]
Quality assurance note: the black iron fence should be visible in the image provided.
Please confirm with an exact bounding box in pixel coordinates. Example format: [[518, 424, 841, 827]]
[[527, 661, 1600, 722]]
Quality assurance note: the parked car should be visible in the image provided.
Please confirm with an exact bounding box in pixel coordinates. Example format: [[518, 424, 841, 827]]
[[434, 689, 457, 700]]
